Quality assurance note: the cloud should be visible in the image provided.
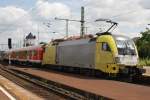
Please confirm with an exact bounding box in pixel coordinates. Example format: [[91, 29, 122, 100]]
[[140, 0, 150, 9], [29, 0, 74, 41], [0, 6, 34, 45], [35, 0, 71, 19], [0, 0, 72, 48], [83, 0, 150, 37], [0, 6, 30, 30]]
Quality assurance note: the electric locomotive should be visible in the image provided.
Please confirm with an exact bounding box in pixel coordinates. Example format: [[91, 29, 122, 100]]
[[42, 33, 144, 78], [42, 19, 145, 78]]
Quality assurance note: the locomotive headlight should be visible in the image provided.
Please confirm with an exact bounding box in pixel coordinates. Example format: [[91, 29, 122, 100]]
[[115, 57, 121, 63]]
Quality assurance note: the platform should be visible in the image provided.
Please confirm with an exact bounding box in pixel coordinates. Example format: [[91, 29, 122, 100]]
[[0, 86, 13, 100], [143, 66, 150, 76], [0, 75, 43, 100], [12, 67, 150, 100]]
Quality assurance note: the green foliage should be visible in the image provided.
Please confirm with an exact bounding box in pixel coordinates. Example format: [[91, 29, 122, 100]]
[[136, 29, 150, 59], [139, 59, 150, 66]]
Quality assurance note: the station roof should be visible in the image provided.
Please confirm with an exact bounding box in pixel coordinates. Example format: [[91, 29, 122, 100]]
[[25, 32, 36, 39]]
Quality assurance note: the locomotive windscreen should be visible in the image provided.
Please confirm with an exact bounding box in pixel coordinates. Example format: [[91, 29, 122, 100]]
[[114, 36, 137, 56]]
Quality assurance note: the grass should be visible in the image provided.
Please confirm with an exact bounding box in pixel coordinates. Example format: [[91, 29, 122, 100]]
[[139, 58, 150, 66]]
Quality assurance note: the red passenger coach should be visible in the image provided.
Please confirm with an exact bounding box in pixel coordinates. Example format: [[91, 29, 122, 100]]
[[4, 45, 44, 65]]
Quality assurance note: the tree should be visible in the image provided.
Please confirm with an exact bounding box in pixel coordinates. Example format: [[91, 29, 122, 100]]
[[136, 29, 150, 58], [39, 42, 47, 45]]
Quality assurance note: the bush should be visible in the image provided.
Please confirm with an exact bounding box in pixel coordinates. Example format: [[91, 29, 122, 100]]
[[135, 29, 150, 59], [139, 59, 150, 66]]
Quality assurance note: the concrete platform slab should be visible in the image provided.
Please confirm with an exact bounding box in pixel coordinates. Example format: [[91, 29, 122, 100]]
[[0, 86, 13, 100], [0, 75, 43, 100]]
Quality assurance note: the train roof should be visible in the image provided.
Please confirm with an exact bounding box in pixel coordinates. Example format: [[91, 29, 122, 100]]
[[51, 34, 132, 46], [58, 38, 95, 46], [112, 34, 131, 40], [5, 45, 43, 53]]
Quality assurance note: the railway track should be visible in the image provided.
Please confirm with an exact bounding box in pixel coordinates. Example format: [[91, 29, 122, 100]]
[[0, 66, 65, 100], [134, 75, 150, 86], [0, 64, 110, 100]]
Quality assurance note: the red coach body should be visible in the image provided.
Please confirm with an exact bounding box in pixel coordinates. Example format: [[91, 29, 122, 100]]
[[4, 45, 44, 64]]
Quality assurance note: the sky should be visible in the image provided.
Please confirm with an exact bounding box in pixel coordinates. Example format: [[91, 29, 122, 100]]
[[0, 0, 150, 47]]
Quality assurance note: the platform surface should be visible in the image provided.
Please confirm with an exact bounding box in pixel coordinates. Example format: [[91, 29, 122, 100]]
[[13, 67, 150, 100], [143, 66, 150, 76], [0, 75, 43, 100], [0, 87, 11, 100]]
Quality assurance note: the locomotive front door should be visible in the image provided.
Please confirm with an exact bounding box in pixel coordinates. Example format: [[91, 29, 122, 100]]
[[95, 42, 114, 73]]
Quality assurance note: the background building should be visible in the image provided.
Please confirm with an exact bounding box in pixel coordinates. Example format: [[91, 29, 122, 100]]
[[24, 32, 36, 47]]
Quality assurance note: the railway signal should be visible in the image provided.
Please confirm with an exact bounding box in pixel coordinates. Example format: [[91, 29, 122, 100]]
[[8, 38, 12, 49], [8, 38, 12, 65]]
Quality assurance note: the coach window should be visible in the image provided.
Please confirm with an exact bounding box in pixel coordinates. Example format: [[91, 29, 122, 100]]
[[32, 50, 37, 56], [32, 51, 34, 56], [34, 51, 37, 56], [102, 42, 111, 51]]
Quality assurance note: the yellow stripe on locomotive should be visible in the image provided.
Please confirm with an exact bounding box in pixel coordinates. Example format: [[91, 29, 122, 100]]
[[95, 35, 119, 74], [42, 44, 56, 65]]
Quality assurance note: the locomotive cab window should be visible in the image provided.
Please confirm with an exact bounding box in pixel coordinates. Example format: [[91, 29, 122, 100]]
[[102, 42, 111, 51]]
